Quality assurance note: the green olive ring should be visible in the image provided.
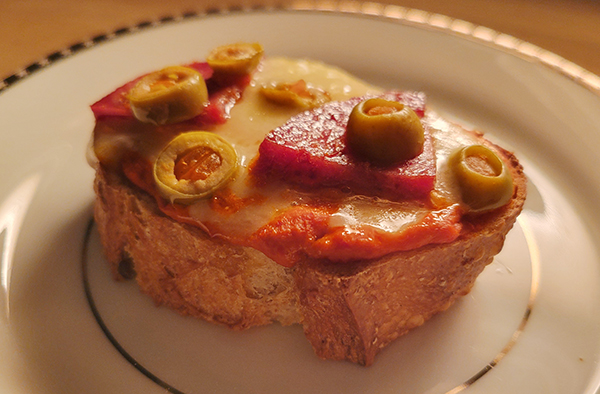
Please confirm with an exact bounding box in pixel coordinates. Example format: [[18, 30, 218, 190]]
[[261, 80, 331, 109], [449, 144, 514, 212], [207, 42, 264, 75], [154, 131, 238, 204], [346, 98, 425, 166], [128, 66, 208, 125]]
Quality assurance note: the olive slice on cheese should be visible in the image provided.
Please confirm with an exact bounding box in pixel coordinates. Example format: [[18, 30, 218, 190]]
[[128, 66, 208, 125], [261, 80, 331, 109], [449, 144, 513, 212], [154, 131, 238, 203], [207, 42, 264, 75]]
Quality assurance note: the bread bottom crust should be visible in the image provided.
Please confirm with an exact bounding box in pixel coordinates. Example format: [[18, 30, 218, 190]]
[[93, 146, 525, 365]]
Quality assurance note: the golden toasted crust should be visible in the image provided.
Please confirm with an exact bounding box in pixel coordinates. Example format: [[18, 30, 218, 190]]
[[94, 169, 302, 329], [93, 139, 526, 365]]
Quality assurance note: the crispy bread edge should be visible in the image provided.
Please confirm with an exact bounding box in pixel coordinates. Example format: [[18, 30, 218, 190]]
[[92, 139, 526, 365], [294, 143, 526, 365], [93, 168, 302, 329]]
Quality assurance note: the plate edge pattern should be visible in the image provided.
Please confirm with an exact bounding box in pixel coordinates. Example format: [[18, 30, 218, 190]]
[[1, 0, 599, 96]]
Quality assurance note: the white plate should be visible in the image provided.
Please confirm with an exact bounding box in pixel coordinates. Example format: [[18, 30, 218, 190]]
[[1, 3, 600, 393]]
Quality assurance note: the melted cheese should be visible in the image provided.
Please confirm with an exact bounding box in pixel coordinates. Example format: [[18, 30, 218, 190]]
[[188, 57, 389, 239], [93, 56, 480, 256], [429, 114, 482, 204], [184, 58, 476, 241], [213, 57, 382, 195]]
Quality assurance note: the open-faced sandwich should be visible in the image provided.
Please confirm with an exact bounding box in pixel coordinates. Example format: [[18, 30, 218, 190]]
[[89, 43, 526, 366]]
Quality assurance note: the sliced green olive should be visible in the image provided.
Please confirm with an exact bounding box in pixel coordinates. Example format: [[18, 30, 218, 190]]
[[261, 80, 331, 109], [154, 131, 238, 204], [128, 66, 208, 125], [206, 42, 264, 75], [449, 144, 514, 212], [346, 98, 425, 166]]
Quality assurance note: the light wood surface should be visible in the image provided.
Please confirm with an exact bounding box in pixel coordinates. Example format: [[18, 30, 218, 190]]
[[1, 0, 599, 81]]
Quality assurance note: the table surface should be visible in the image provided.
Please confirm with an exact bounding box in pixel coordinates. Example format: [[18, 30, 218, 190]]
[[1, 0, 600, 81]]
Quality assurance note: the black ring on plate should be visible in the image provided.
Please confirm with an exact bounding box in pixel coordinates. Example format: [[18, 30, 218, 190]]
[[81, 219, 186, 394]]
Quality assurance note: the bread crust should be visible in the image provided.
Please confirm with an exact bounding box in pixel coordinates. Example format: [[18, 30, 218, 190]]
[[94, 169, 302, 329], [93, 140, 526, 365]]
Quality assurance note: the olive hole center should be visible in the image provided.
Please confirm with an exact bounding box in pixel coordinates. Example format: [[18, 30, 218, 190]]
[[174, 147, 222, 181], [366, 105, 400, 116], [465, 154, 500, 177]]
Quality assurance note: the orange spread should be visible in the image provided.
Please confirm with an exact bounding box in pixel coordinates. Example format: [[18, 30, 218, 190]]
[[120, 151, 462, 267]]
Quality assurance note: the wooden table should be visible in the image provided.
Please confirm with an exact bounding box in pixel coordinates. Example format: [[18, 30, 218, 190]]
[[1, 0, 600, 81]]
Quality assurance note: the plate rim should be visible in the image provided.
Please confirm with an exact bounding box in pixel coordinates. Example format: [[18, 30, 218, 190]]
[[1, 0, 599, 96], [1, 3, 600, 393]]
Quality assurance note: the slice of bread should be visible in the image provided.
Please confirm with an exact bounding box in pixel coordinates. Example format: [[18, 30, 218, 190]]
[[93, 130, 526, 365]]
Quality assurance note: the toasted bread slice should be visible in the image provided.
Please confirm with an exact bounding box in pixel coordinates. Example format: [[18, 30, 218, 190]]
[[93, 129, 525, 365]]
